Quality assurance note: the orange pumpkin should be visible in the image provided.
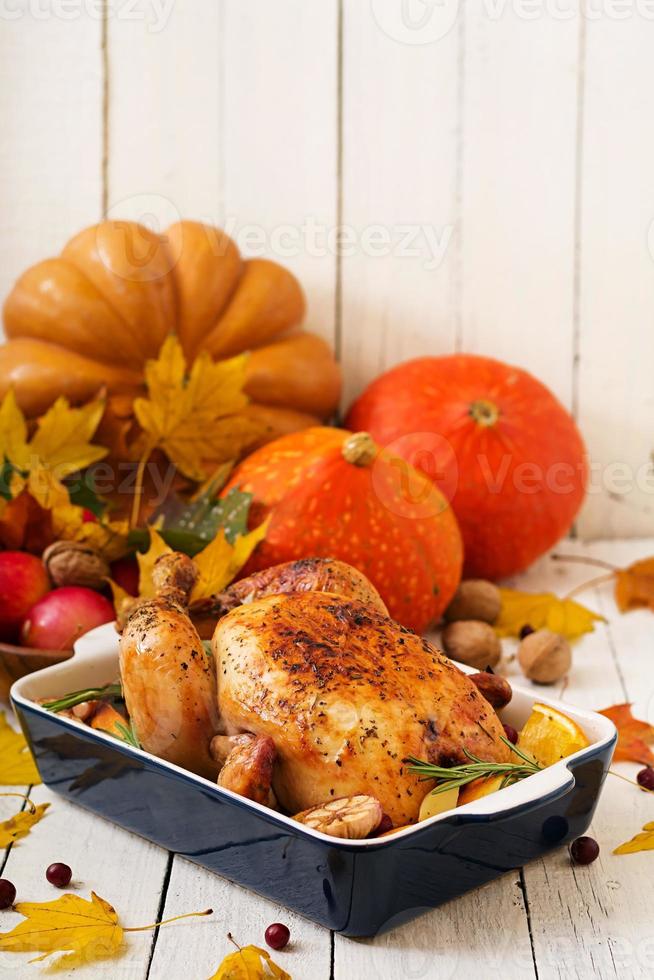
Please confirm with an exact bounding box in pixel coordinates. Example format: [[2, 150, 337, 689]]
[[346, 354, 587, 580], [223, 427, 463, 632], [0, 220, 341, 456]]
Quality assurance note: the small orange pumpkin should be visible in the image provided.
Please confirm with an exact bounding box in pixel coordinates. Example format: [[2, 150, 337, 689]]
[[223, 427, 463, 633], [0, 221, 341, 457]]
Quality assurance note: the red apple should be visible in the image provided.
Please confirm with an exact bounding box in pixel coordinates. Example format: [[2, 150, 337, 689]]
[[21, 587, 115, 651], [0, 551, 50, 642], [110, 557, 139, 597]]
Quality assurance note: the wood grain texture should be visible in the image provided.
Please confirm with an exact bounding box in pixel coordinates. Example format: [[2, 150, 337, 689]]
[[221, 0, 339, 347], [507, 541, 654, 980], [107, 1, 222, 228], [339, 0, 459, 409], [576, 21, 654, 540], [0, 781, 168, 979], [148, 854, 330, 979], [0, 8, 103, 315], [459, 5, 579, 410]]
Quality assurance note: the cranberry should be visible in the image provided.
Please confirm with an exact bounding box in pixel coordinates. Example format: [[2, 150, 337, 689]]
[[570, 836, 599, 865], [46, 863, 72, 888], [376, 813, 393, 835], [0, 879, 16, 909], [503, 723, 519, 745], [637, 767, 654, 791], [519, 624, 535, 640], [265, 922, 290, 950]]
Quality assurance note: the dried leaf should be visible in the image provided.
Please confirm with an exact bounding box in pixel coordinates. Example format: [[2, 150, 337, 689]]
[[0, 891, 123, 968], [598, 703, 654, 765], [135, 521, 268, 603], [191, 519, 269, 602], [614, 821, 654, 855], [614, 557, 654, 612], [0, 712, 41, 786], [134, 336, 261, 481], [495, 587, 604, 640], [51, 504, 130, 561], [0, 803, 49, 847], [209, 943, 291, 980], [136, 527, 172, 600], [0, 390, 108, 511]]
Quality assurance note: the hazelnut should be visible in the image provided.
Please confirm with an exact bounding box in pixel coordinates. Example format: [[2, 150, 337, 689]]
[[43, 540, 110, 590], [518, 629, 571, 684], [469, 671, 513, 709], [441, 620, 501, 670], [444, 579, 501, 624]]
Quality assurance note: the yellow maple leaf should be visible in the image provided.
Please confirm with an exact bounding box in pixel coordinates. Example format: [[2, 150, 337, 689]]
[[209, 943, 291, 980], [192, 520, 269, 601], [136, 527, 173, 600], [0, 891, 123, 968], [0, 390, 108, 510], [614, 821, 654, 855], [133, 335, 261, 482], [0, 712, 41, 786], [134, 522, 268, 603], [51, 504, 130, 562], [0, 388, 29, 468], [0, 803, 49, 848], [494, 588, 604, 640]]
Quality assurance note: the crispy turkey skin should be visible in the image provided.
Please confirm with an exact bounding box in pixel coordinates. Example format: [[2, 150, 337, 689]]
[[214, 591, 510, 825]]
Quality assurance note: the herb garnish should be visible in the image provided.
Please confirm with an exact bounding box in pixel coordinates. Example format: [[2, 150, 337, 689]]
[[406, 736, 542, 795]]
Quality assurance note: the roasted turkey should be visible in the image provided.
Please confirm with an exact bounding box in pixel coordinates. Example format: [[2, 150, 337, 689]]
[[120, 555, 510, 827]]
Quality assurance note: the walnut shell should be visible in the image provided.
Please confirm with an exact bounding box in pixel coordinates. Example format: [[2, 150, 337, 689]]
[[43, 540, 110, 590], [444, 579, 501, 624], [518, 629, 571, 684], [441, 620, 501, 669]]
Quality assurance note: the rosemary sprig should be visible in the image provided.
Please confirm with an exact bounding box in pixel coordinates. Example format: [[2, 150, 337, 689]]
[[42, 683, 123, 714], [115, 720, 141, 749], [406, 736, 543, 796]]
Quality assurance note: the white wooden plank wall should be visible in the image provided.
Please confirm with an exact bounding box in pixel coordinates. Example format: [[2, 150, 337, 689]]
[[1, 1, 654, 537]]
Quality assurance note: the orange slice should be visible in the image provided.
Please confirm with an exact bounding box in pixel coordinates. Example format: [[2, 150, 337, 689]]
[[517, 702, 590, 768], [458, 774, 504, 806]]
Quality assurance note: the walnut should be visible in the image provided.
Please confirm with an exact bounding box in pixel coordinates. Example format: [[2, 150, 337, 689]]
[[43, 541, 110, 590], [444, 579, 501, 624], [518, 629, 571, 684], [441, 620, 501, 669]]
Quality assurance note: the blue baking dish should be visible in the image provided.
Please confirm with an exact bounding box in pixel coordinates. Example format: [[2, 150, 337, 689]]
[[11, 624, 616, 937]]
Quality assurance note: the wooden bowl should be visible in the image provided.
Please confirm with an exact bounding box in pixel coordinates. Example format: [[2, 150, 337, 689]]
[[0, 642, 72, 701]]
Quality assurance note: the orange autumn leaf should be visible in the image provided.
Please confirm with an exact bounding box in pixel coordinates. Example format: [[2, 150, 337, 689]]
[[614, 557, 654, 612], [598, 703, 654, 766]]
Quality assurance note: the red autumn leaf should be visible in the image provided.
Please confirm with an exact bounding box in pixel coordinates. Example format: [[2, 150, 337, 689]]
[[598, 703, 654, 765], [614, 557, 654, 612]]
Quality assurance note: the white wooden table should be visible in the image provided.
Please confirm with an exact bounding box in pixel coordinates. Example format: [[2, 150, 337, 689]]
[[1, 538, 652, 980]]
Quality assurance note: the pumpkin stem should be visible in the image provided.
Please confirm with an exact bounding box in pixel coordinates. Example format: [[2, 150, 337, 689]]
[[469, 399, 499, 427], [342, 432, 378, 466]]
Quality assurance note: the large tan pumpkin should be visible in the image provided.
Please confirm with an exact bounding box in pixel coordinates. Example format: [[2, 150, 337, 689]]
[[0, 220, 341, 456]]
